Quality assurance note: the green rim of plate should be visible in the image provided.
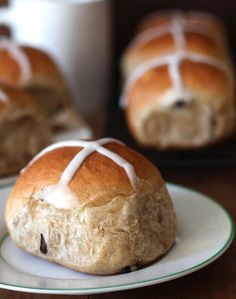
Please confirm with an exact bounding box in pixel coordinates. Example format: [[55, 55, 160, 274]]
[[0, 183, 234, 293]]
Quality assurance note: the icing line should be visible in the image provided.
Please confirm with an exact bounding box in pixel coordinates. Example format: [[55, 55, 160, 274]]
[[121, 11, 229, 109], [130, 12, 223, 51], [132, 22, 222, 50], [120, 52, 230, 108], [23, 138, 138, 188], [0, 38, 32, 84]]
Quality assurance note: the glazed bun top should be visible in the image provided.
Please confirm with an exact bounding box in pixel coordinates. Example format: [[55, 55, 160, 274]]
[[0, 38, 65, 87], [120, 9, 233, 110], [7, 138, 164, 214]]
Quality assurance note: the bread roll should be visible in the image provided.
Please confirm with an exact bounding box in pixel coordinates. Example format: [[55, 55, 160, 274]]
[[0, 85, 51, 177], [121, 11, 235, 149], [5, 138, 176, 274], [0, 38, 80, 132], [122, 10, 229, 77]]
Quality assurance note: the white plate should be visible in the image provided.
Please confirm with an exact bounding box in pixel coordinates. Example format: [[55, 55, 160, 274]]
[[0, 126, 93, 188], [0, 183, 233, 295]]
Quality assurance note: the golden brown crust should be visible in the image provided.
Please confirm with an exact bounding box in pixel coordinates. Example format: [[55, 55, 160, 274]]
[[126, 61, 235, 149], [123, 15, 229, 78], [126, 61, 232, 112], [0, 43, 81, 131], [23, 47, 65, 88], [6, 142, 164, 216], [0, 45, 65, 88], [124, 32, 228, 74], [0, 50, 22, 85], [121, 11, 235, 150]]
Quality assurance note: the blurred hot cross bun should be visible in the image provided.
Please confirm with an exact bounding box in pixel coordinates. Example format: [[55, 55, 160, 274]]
[[0, 38, 81, 132], [121, 10, 235, 149], [122, 10, 230, 77], [0, 85, 51, 177]]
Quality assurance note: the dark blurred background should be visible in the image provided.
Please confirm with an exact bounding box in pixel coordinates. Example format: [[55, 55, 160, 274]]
[[106, 0, 236, 167]]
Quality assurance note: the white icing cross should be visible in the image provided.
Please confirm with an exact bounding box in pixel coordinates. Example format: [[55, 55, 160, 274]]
[[0, 89, 8, 103], [120, 51, 231, 108], [131, 11, 223, 50], [0, 38, 32, 84], [120, 11, 231, 108], [23, 138, 138, 188]]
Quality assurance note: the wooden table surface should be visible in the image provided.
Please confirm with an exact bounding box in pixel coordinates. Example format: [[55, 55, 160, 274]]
[[1, 167, 235, 299]]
